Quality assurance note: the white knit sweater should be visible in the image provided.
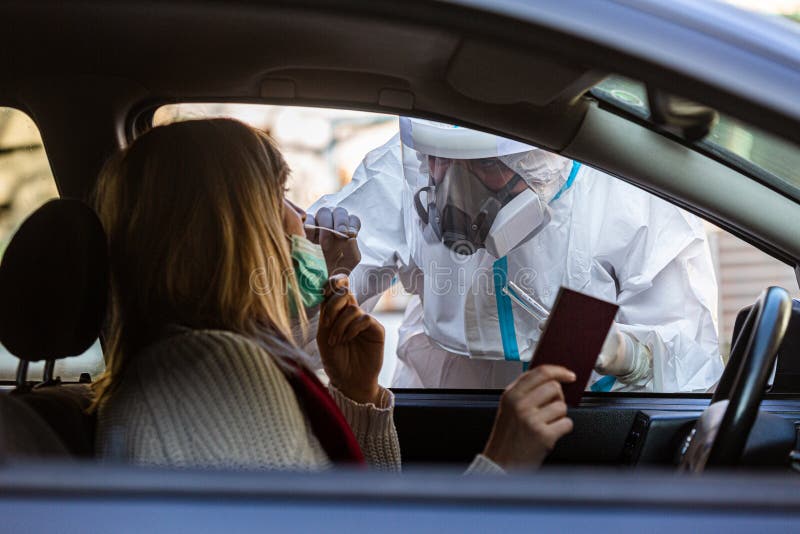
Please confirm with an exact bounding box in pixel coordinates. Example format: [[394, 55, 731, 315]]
[[96, 329, 502, 473]]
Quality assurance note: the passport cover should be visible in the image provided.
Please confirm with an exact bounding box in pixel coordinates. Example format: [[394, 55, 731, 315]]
[[530, 287, 619, 406]]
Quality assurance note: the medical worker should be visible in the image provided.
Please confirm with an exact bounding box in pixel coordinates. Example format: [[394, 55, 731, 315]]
[[308, 117, 724, 392]]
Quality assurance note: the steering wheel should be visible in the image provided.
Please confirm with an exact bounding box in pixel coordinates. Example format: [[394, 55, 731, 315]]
[[679, 286, 791, 471]]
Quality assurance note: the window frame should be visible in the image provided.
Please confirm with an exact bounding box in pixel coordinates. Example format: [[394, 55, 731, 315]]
[[590, 83, 800, 213], [0, 106, 106, 385], [135, 100, 800, 398]]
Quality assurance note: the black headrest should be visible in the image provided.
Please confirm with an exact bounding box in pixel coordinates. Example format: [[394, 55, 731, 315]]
[[0, 199, 108, 361], [733, 297, 800, 393]]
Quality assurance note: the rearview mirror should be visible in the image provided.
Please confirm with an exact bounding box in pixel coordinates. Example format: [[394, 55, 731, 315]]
[[647, 88, 718, 142]]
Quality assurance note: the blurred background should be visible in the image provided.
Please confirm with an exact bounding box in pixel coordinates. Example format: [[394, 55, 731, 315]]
[[0, 0, 798, 385], [726, 0, 799, 20]]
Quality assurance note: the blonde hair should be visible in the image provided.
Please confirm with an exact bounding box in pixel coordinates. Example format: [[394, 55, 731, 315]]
[[92, 118, 306, 408]]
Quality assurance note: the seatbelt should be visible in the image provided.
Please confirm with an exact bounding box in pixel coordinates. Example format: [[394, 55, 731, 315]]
[[283, 359, 366, 465]]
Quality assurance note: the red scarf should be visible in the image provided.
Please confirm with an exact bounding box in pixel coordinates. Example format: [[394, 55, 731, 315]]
[[156, 326, 365, 465], [283, 360, 365, 465]]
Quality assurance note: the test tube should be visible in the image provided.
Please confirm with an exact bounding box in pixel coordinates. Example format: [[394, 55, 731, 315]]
[[503, 280, 550, 322]]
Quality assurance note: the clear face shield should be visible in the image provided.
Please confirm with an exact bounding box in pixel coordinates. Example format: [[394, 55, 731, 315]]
[[398, 118, 576, 362], [400, 117, 570, 258]]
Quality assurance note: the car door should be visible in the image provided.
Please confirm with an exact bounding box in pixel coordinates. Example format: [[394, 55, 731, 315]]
[[152, 92, 800, 465], [3, 0, 800, 471]]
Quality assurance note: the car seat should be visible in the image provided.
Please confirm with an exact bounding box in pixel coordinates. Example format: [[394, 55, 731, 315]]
[[733, 298, 800, 393], [0, 199, 108, 458]]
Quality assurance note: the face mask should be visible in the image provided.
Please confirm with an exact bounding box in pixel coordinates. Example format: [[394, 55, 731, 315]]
[[484, 188, 550, 258], [288, 234, 328, 315], [413, 161, 545, 256]]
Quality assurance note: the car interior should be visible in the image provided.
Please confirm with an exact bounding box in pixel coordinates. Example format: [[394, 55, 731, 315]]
[[0, 1, 799, 482]]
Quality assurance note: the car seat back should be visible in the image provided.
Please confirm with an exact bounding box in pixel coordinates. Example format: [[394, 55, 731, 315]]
[[0, 199, 108, 458], [733, 298, 800, 393]]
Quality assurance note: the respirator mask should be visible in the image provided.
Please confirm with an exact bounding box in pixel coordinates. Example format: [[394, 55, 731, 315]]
[[400, 117, 572, 258], [413, 157, 549, 257]]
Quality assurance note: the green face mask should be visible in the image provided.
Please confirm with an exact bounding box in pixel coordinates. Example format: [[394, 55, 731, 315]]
[[289, 234, 328, 315]]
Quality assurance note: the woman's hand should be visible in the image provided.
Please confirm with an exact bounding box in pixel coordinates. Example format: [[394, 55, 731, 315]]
[[482, 365, 576, 470], [317, 274, 384, 404], [306, 207, 361, 276]]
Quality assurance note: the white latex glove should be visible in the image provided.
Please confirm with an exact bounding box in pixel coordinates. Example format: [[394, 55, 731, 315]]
[[306, 207, 361, 277], [595, 325, 652, 384]]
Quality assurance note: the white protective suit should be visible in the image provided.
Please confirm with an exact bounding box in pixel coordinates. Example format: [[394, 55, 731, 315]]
[[311, 133, 724, 392]]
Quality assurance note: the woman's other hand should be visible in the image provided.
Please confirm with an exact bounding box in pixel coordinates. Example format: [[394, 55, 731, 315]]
[[482, 365, 576, 470], [317, 274, 384, 404], [306, 207, 361, 276]]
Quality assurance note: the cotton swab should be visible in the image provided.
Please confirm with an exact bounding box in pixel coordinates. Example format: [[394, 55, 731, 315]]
[[304, 224, 352, 239]]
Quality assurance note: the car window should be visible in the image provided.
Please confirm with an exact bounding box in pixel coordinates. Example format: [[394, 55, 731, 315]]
[[707, 226, 799, 360], [593, 75, 800, 199], [0, 107, 104, 382], [154, 103, 799, 393]]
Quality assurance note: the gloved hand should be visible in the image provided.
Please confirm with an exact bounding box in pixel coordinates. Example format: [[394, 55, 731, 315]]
[[306, 207, 361, 276], [594, 324, 652, 384]]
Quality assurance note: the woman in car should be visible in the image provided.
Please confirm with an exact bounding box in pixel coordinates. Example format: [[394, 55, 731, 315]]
[[92, 118, 576, 472]]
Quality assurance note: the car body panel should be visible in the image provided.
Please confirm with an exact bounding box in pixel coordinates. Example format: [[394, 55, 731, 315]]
[[1, 462, 800, 533], [0, 0, 798, 529], [446, 0, 800, 133]]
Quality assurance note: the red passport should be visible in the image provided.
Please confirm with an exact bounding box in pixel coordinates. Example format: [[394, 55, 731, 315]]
[[530, 287, 619, 406]]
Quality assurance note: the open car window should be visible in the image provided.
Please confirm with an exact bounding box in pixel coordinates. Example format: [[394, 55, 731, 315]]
[[153, 103, 799, 394], [0, 107, 104, 383]]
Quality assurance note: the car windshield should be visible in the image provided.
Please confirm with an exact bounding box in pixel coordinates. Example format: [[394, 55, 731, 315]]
[[592, 76, 800, 200]]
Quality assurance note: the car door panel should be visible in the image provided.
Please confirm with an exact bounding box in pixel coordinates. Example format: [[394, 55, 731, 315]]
[[394, 393, 800, 467]]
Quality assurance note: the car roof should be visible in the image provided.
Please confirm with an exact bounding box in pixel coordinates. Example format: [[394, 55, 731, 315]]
[[1, 0, 798, 263], [449, 0, 800, 138], [456, 0, 800, 84], [2, 0, 798, 140]]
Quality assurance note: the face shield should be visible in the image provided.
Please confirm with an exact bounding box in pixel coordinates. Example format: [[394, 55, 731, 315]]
[[400, 117, 570, 257]]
